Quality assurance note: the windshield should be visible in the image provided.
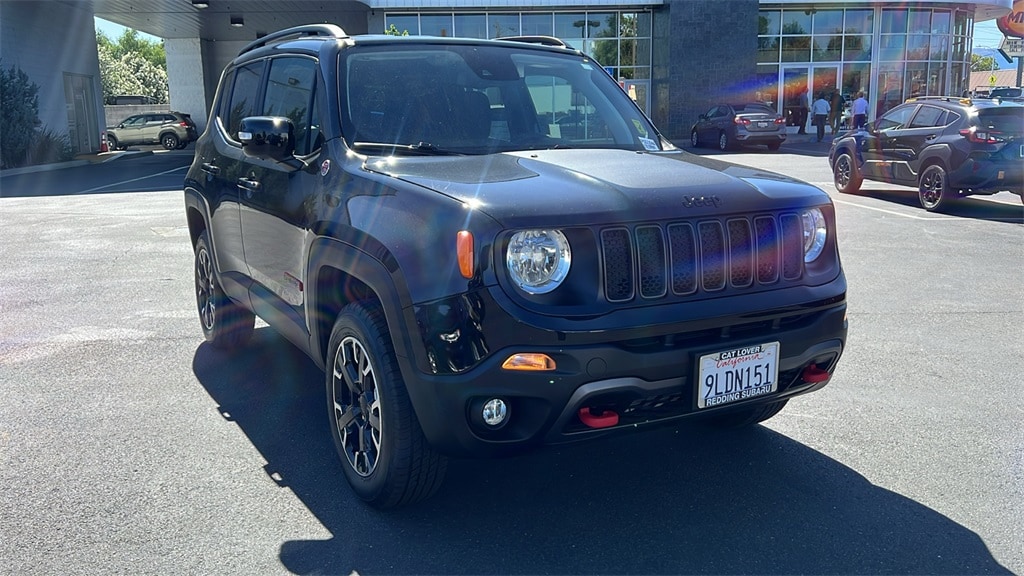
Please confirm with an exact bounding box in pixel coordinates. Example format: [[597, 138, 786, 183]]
[[338, 42, 661, 155]]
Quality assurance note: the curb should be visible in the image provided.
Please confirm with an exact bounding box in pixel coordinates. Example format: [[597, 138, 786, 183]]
[[0, 150, 154, 178]]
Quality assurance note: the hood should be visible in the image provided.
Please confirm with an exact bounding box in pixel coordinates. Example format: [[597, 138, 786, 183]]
[[364, 149, 829, 228]]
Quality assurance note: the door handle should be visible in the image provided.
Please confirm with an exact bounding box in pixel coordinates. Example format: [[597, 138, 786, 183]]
[[925, 134, 938, 141], [237, 177, 261, 193], [201, 162, 220, 175]]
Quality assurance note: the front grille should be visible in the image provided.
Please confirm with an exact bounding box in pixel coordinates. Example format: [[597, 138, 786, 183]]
[[600, 213, 804, 303]]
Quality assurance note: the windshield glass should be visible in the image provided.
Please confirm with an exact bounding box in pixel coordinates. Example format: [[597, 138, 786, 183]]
[[339, 41, 661, 154]]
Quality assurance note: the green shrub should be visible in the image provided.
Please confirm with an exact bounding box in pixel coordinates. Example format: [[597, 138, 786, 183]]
[[26, 128, 74, 166], [0, 61, 41, 169]]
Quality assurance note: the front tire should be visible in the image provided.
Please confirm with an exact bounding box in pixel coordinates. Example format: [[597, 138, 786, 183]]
[[326, 302, 447, 509], [690, 130, 700, 148], [194, 231, 255, 349], [832, 151, 863, 194], [161, 133, 180, 150], [918, 164, 956, 212], [706, 400, 789, 428]]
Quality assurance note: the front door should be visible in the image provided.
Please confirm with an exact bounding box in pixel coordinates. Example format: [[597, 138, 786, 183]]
[[781, 65, 839, 132]]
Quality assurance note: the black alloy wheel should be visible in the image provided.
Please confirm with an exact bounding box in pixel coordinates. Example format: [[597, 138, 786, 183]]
[[161, 133, 180, 150], [918, 164, 955, 212], [690, 130, 700, 148], [193, 231, 255, 348], [833, 152, 863, 194]]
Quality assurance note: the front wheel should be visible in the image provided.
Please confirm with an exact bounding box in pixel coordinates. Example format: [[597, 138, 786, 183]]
[[161, 133, 180, 150], [326, 302, 447, 509], [194, 231, 255, 349], [918, 164, 957, 212], [690, 130, 700, 148], [705, 400, 789, 428], [832, 152, 863, 194], [106, 135, 121, 151]]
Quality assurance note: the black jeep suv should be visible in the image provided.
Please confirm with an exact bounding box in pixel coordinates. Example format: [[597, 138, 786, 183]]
[[185, 25, 848, 508], [829, 96, 1024, 211]]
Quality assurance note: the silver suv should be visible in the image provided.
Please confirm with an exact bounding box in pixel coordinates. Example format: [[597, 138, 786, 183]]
[[106, 112, 198, 150]]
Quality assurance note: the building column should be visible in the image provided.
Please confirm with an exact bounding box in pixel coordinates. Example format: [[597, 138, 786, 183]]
[[165, 37, 210, 132]]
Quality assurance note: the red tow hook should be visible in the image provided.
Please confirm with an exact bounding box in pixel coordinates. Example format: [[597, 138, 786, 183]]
[[578, 407, 619, 429], [802, 363, 831, 383]]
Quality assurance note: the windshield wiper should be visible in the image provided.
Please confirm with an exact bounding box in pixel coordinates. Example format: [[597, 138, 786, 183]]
[[351, 141, 463, 156]]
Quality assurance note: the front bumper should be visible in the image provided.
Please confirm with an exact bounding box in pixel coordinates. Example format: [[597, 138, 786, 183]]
[[402, 287, 847, 458]]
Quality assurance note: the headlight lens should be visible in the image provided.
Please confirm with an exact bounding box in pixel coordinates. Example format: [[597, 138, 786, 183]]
[[506, 229, 571, 294], [801, 207, 828, 262]]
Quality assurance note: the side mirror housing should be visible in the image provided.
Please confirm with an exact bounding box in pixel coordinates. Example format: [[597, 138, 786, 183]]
[[238, 116, 295, 162]]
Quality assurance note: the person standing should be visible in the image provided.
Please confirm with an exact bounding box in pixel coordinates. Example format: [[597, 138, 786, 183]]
[[796, 89, 809, 134], [851, 91, 868, 129], [811, 92, 831, 142], [829, 90, 845, 134]]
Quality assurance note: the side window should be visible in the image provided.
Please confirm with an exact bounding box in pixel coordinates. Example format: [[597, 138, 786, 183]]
[[227, 61, 265, 142], [877, 105, 915, 131], [263, 57, 316, 155], [124, 116, 144, 127], [908, 105, 945, 128], [703, 107, 716, 118]]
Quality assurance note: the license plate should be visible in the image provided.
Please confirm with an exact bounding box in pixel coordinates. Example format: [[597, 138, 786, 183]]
[[697, 342, 779, 409], [758, 122, 769, 128]]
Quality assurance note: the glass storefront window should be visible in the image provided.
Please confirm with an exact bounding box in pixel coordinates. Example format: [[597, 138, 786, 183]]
[[488, 13, 520, 38], [844, 9, 873, 34], [619, 13, 651, 38], [755, 65, 779, 107], [758, 37, 780, 63], [554, 13, 588, 39], [844, 35, 872, 61], [590, 13, 617, 38], [455, 14, 486, 38], [927, 63, 947, 96], [906, 35, 930, 60], [931, 11, 951, 34], [908, 10, 931, 33], [781, 36, 811, 62], [759, 10, 780, 35], [813, 35, 842, 62], [385, 14, 417, 35], [421, 14, 454, 37], [589, 39, 618, 67], [878, 35, 906, 61], [813, 10, 844, 34], [905, 63, 928, 97], [619, 67, 651, 80], [781, 10, 811, 35], [620, 39, 651, 67], [876, 63, 905, 116], [521, 13, 553, 36], [841, 62, 870, 97], [880, 9, 907, 34], [954, 11, 970, 36], [930, 36, 950, 61]]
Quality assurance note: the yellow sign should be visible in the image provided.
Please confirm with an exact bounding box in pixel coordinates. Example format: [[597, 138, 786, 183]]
[[990, 74, 998, 86]]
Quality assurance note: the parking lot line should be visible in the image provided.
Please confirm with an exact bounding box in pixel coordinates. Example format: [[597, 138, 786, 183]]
[[79, 165, 188, 194]]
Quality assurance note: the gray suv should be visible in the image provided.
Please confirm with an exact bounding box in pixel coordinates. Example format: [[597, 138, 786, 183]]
[[106, 112, 198, 150]]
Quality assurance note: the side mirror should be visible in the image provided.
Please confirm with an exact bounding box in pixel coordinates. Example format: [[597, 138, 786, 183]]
[[238, 116, 295, 162], [118, 123, 125, 129], [698, 113, 707, 121]]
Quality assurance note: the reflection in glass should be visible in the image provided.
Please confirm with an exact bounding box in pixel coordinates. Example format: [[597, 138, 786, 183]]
[[813, 35, 842, 61], [488, 13, 520, 38], [781, 10, 811, 35], [906, 35, 930, 60], [844, 9, 873, 34], [844, 35, 872, 61], [880, 9, 907, 34], [758, 37, 780, 63], [813, 10, 844, 34], [781, 36, 811, 62], [521, 13, 553, 36], [455, 14, 486, 38], [421, 14, 454, 37], [878, 35, 906, 61], [759, 10, 781, 35]]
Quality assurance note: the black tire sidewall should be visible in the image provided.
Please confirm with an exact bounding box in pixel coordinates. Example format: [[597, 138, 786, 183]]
[[833, 152, 862, 193], [194, 231, 253, 348], [919, 164, 949, 211], [718, 132, 729, 151], [690, 131, 699, 148], [162, 133, 179, 150]]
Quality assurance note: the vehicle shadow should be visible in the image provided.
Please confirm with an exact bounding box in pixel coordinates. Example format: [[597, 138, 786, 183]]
[[842, 188, 1024, 223], [192, 329, 1011, 575], [676, 141, 835, 158]]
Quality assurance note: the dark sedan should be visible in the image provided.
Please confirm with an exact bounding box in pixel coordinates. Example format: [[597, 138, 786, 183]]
[[690, 103, 787, 151]]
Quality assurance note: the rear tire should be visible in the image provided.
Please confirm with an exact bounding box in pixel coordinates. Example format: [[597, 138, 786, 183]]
[[161, 133, 180, 150], [194, 231, 255, 349], [706, 400, 789, 428], [718, 131, 731, 151], [832, 151, 863, 194], [326, 302, 447, 509], [918, 164, 956, 212]]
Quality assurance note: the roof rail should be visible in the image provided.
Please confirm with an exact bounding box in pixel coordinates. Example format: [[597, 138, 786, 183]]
[[498, 36, 570, 48], [905, 96, 973, 105], [238, 24, 347, 56]]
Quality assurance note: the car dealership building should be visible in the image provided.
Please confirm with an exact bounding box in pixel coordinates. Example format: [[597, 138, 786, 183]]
[[0, 0, 1013, 156]]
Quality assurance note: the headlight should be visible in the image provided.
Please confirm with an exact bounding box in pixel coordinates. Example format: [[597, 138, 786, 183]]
[[801, 207, 828, 262], [506, 229, 571, 294]]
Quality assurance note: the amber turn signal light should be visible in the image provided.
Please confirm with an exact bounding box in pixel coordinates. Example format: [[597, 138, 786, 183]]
[[457, 231, 473, 279], [501, 353, 556, 371]]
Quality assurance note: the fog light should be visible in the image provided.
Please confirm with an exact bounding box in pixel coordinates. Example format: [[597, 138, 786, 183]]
[[482, 398, 508, 427]]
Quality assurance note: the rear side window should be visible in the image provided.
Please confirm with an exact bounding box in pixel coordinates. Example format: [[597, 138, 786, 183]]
[[263, 57, 317, 155], [226, 61, 265, 141]]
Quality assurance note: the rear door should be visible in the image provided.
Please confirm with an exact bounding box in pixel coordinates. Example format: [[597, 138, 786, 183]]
[[897, 104, 949, 180]]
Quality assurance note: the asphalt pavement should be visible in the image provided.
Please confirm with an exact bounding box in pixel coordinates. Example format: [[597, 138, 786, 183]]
[[0, 142, 1021, 575]]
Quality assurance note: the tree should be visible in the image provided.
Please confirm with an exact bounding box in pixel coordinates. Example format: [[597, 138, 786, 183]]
[[970, 53, 999, 72], [96, 29, 168, 103], [0, 61, 40, 168]]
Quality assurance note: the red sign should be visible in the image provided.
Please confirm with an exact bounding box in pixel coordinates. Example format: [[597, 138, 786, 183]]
[[997, 0, 1024, 38]]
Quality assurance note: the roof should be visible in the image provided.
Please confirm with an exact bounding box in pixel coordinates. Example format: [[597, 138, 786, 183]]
[[969, 69, 1023, 91]]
